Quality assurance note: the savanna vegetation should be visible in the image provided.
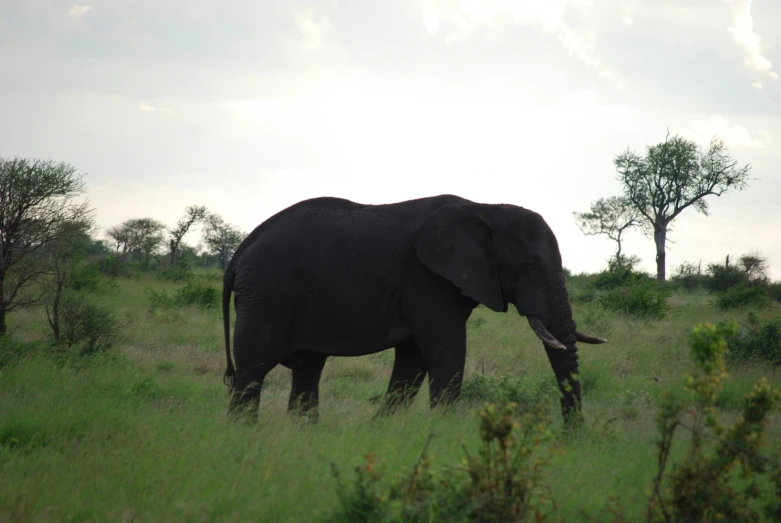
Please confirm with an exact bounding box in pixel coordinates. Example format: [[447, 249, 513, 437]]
[[2, 140, 780, 522]]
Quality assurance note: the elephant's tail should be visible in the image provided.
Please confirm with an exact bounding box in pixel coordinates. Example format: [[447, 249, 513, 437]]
[[222, 267, 236, 391]]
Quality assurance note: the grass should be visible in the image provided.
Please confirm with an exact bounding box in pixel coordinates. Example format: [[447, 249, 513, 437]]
[[1, 272, 780, 521]]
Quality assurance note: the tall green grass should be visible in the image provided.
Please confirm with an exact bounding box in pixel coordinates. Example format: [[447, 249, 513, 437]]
[[1, 274, 779, 521]]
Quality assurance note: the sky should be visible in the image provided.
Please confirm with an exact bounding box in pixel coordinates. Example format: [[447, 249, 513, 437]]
[[1, 0, 780, 278]]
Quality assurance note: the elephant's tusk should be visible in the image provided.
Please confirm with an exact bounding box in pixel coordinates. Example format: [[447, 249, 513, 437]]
[[575, 331, 607, 344], [527, 316, 567, 350]]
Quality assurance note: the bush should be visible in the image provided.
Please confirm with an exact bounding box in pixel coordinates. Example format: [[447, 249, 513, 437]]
[[598, 279, 671, 319], [460, 374, 557, 409], [156, 265, 193, 283], [146, 281, 220, 310], [592, 257, 650, 291], [727, 312, 781, 366], [714, 284, 772, 310], [670, 260, 705, 292], [704, 261, 747, 293], [96, 255, 128, 279], [766, 282, 781, 303], [59, 294, 122, 355], [646, 322, 781, 522], [325, 401, 558, 522]]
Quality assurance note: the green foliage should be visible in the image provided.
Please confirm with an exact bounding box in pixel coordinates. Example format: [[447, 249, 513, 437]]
[[765, 282, 781, 303], [58, 294, 122, 356], [646, 322, 781, 522], [96, 255, 128, 278], [326, 402, 558, 522], [156, 263, 194, 283], [727, 312, 781, 366], [146, 281, 220, 310], [598, 279, 671, 320], [704, 261, 747, 293], [460, 374, 556, 410], [670, 260, 704, 292], [714, 284, 772, 310], [592, 257, 650, 291]]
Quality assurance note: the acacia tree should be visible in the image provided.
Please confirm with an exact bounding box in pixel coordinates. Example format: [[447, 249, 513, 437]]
[[573, 196, 642, 262], [168, 205, 208, 266], [202, 213, 245, 270], [0, 156, 93, 334], [106, 218, 165, 264], [615, 131, 752, 281]]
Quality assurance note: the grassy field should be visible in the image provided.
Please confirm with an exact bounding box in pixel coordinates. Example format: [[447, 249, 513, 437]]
[[1, 270, 780, 521]]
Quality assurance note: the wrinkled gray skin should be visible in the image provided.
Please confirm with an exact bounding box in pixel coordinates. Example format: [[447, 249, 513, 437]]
[[222, 195, 606, 423]]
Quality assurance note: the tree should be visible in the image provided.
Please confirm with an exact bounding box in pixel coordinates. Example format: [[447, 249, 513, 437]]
[[573, 196, 641, 261], [202, 214, 245, 270], [106, 217, 165, 264], [43, 218, 95, 341], [168, 205, 208, 266], [615, 131, 752, 281], [738, 251, 768, 285], [0, 156, 93, 334]]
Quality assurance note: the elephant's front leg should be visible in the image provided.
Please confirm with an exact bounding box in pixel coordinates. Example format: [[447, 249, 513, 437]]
[[288, 353, 328, 422], [379, 339, 427, 415]]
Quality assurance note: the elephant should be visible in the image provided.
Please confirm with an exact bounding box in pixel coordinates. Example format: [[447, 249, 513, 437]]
[[221, 194, 606, 423]]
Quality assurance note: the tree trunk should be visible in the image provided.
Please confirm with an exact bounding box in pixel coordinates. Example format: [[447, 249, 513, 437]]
[[46, 264, 65, 342], [0, 269, 6, 335], [654, 223, 667, 281]]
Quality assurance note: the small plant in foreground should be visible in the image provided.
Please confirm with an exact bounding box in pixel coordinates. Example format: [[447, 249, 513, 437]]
[[646, 322, 781, 522], [326, 401, 559, 522]]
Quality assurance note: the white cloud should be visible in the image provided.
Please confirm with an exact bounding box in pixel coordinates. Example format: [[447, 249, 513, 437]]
[[68, 5, 92, 19], [138, 102, 155, 112], [294, 7, 334, 52], [751, 81, 762, 89], [419, 0, 623, 88], [678, 115, 771, 150], [725, 0, 778, 80], [622, 8, 633, 26]]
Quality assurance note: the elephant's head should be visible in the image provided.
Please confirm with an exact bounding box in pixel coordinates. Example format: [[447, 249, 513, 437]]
[[413, 200, 606, 420]]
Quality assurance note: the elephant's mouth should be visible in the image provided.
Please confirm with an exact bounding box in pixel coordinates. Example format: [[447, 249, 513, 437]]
[[526, 316, 606, 350]]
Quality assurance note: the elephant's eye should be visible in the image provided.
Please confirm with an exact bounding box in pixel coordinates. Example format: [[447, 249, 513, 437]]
[[522, 262, 536, 273]]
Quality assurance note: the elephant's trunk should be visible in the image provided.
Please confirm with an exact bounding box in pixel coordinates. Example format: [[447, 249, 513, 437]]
[[525, 271, 605, 422]]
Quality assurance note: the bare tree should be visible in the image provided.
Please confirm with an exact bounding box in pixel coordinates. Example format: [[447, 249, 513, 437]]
[[615, 131, 752, 281], [106, 218, 165, 263], [202, 213, 245, 270], [0, 156, 93, 334], [573, 196, 642, 261], [168, 205, 208, 265]]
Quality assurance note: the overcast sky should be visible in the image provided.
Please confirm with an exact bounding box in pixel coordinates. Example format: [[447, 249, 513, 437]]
[[1, 0, 779, 278]]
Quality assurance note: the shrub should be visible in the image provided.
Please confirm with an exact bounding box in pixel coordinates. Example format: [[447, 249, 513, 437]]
[[714, 284, 771, 310], [727, 312, 781, 366], [646, 322, 781, 522], [59, 294, 122, 355], [96, 255, 128, 279], [704, 260, 747, 293], [592, 257, 650, 291], [174, 281, 220, 308], [766, 282, 781, 303], [325, 401, 558, 522], [156, 265, 193, 283], [460, 374, 557, 409], [146, 281, 220, 310], [598, 279, 671, 319], [670, 260, 704, 292]]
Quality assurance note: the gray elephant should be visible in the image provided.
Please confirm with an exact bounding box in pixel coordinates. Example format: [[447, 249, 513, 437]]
[[222, 194, 606, 423]]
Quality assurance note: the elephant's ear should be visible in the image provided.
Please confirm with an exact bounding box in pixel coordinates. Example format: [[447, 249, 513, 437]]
[[413, 204, 505, 312]]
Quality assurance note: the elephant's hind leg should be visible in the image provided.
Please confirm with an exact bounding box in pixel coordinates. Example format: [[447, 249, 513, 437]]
[[228, 315, 288, 424], [288, 353, 328, 422], [378, 339, 427, 415]]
